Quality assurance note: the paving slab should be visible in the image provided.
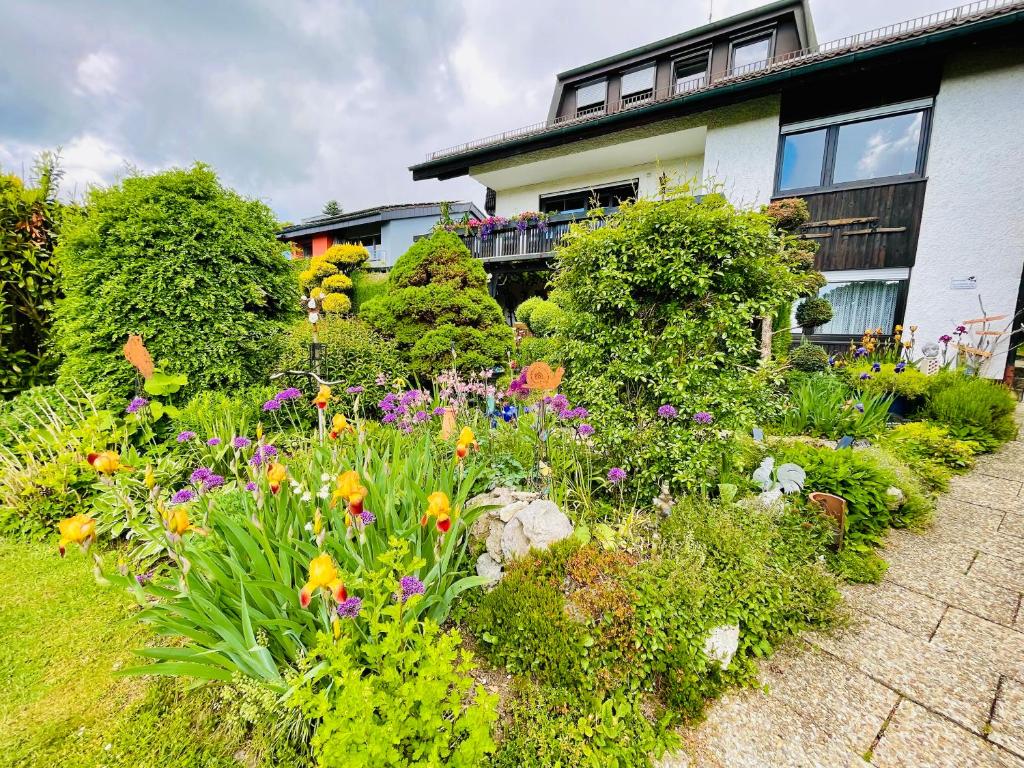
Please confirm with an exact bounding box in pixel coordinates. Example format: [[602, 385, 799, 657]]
[[970, 551, 1024, 593], [992, 678, 1024, 758], [870, 700, 1024, 768], [929, 607, 1024, 680], [948, 474, 1024, 512], [974, 454, 1024, 483], [840, 581, 946, 640]]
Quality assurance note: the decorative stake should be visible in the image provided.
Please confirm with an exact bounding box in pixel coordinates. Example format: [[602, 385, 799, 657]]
[[123, 334, 154, 380]]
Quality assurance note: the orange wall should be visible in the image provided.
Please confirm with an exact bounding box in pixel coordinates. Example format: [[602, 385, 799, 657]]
[[311, 234, 332, 257]]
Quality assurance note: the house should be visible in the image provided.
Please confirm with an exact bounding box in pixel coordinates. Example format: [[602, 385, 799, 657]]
[[278, 201, 484, 269], [410, 0, 1024, 379]]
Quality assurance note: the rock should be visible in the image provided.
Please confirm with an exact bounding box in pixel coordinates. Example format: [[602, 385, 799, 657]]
[[476, 553, 502, 585], [500, 516, 532, 560], [703, 624, 740, 669], [485, 519, 505, 562], [517, 500, 574, 549], [498, 500, 529, 523], [886, 486, 906, 509]]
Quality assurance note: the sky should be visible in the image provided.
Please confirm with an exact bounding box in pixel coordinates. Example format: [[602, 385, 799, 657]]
[[0, 0, 959, 223]]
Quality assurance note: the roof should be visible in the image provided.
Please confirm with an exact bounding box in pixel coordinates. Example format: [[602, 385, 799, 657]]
[[411, 0, 1024, 181], [278, 201, 484, 239]]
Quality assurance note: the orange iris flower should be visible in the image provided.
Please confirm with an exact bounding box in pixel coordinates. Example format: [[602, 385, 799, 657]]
[[57, 514, 96, 557], [299, 553, 347, 608], [420, 491, 453, 533], [87, 450, 132, 475]]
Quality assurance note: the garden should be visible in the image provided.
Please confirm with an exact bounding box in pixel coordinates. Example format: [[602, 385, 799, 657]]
[[1, 162, 1020, 768]]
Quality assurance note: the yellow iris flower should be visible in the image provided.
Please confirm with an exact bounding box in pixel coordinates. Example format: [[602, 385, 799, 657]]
[[420, 491, 453, 532], [57, 514, 96, 557], [300, 553, 347, 608], [313, 385, 331, 410], [267, 462, 287, 494], [87, 450, 131, 475]]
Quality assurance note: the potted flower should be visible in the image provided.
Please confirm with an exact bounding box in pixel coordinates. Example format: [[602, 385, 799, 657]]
[[795, 297, 834, 337]]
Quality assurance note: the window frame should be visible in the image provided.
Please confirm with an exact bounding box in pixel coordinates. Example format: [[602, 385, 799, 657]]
[[792, 269, 911, 342], [728, 27, 776, 74], [538, 178, 639, 215], [774, 100, 933, 196], [671, 49, 711, 95], [619, 63, 657, 102], [574, 78, 607, 116]]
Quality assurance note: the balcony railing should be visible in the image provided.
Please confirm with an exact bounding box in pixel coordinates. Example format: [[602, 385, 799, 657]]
[[423, 0, 1022, 162], [458, 213, 606, 264]]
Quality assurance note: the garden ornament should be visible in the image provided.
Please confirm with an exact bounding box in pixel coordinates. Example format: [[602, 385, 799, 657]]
[[752, 457, 806, 509], [808, 492, 847, 551], [652, 482, 675, 517], [123, 334, 154, 380]]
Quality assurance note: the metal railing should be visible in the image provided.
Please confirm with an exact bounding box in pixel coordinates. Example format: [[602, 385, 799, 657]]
[[424, 0, 1022, 162], [459, 214, 608, 263]]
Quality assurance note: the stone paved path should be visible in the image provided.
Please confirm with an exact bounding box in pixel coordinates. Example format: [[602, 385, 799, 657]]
[[668, 409, 1024, 768]]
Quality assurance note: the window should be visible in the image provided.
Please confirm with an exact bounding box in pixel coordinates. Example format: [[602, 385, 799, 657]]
[[621, 65, 655, 101], [776, 103, 931, 193], [539, 180, 638, 215], [575, 80, 606, 115], [730, 34, 772, 72], [778, 129, 827, 191], [796, 277, 904, 336], [674, 58, 707, 94]]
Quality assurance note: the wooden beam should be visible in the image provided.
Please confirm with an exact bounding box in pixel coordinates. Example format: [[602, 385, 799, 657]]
[[800, 233, 833, 239], [977, 330, 1004, 336], [801, 216, 879, 228], [842, 227, 907, 236], [957, 344, 992, 357], [962, 315, 1008, 324]]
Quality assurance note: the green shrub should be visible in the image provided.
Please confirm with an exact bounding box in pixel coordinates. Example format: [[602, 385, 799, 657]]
[[514, 296, 544, 325], [518, 335, 562, 367], [880, 421, 977, 492], [845, 362, 930, 400], [795, 296, 833, 330], [53, 164, 298, 398], [352, 271, 387, 312], [781, 375, 891, 439], [362, 231, 513, 378], [321, 273, 354, 293], [171, 385, 278, 443], [526, 300, 566, 337], [922, 373, 1018, 450], [830, 548, 889, 584], [788, 340, 829, 372]]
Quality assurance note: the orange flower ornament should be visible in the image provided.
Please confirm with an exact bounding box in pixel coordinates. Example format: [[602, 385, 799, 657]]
[[525, 361, 564, 392]]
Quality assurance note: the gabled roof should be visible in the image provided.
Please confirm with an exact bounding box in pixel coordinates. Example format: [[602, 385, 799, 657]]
[[278, 201, 484, 239]]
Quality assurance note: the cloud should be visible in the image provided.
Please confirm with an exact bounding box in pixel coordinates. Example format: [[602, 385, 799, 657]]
[[74, 51, 120, 97]]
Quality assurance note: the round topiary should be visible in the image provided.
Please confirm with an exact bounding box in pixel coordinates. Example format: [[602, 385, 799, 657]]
[[312, 259, 339, 279], [795, 297, 833, 331], [321, 243, 369, 270], [789, 341, 830, 372], [528, 301, 566, 337], [321, 273, 354, 293], [322, 292, 352, 314], [515, 296, 544, 325], [763, 198, 810, 231]]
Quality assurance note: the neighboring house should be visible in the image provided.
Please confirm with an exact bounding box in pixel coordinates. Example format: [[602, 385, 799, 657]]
[[410, 0, 1024, 379], [278, 201, 484, 269]]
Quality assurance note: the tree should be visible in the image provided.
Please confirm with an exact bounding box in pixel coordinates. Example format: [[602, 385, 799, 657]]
[[361, 230, 513, 378], [0, 152, 65, 397], [53, 164, 299, 397], [322, 200, 342, 216]]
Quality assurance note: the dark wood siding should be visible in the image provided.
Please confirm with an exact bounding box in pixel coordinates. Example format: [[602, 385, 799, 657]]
[[785, 180, 928, 271]]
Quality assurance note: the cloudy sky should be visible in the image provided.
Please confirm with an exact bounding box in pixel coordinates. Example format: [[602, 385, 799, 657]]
[[0, 0, 956, 222]]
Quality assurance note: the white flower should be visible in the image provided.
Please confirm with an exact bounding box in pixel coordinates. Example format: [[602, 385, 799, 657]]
[[318, 485, 330, 499], [320, 472, 331, 482], [301, 491, 312, 503]]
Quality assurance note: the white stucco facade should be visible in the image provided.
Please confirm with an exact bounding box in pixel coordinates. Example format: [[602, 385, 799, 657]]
[[906, 47, 1024, 378], [702, 96, 781, 208]]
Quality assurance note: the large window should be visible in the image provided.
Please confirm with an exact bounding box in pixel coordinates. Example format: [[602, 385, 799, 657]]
[[674, 57, 708, 94], [621, 65, 655, 102], [575, 80, 606, 116], [795, 273, 906, 336], [730, 33, 772, 72], [539, 180, 638, 215], [777, 102, 931, 193]]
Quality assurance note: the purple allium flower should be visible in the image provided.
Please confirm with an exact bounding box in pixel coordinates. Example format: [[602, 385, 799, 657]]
[[578, 423, 595, 437], [249, 444, 278, 467], [871, 362, 881, 373], [206, 437, 221, 446], [274, 387, 302, 401], [360, 511, 376, 525], [658, 404, 678, 419], [337, 596, 363, 618], [860, 373, 872, 380], [190, 467, 213, 484], [203, 474, 225, 491], [854, 402, 865, 413], [693, 411, 714, 425], [607, 467, 627, 484], [245, 481, 257, 492], [346, 385, 364, 395], [382, 412, 397, 424], [432, 406, 446, 417], [399, 422, 414, 434], [262, 399, 281, 411], [550, 394, 569, 411], [232, 436, 251, 449], [568, 407, 589, 419], [176, 431, 196, 443], [398, 576, 425, 601], [854, 347, 868, 358], [413, 410, 429, 423], [171, 488, 196, 504], [135, 570, 154, 586], [125, 397, 148, 414], [939, 334, 953, 344]]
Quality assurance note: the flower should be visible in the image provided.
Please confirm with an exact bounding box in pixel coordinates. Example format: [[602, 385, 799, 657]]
[[578, 423, 595, 437], [125, 397, 148, 414], [299, 553, 347, 608], [432, 406, 446, 417], [693, 411, 714, 425], [894, 361, 907, 373], [854, 402, 865, 413], [345, 385, 364, 394], [313, 385, 332, 410], [176, 431, 196, 442], [382, 412, 397, 424], [165, 506, 197, 537], [245, 481, 257, 492], [375, 372, 388, 385], [274, 387, 302, 401], [206, 437, 221, 446], [413, 410, 429, 423], [871, 362, 881, 372], [420, 491, 452, 533], [266, 462, 287, 494], [939, 334, 953, 344], [337, 596, 362, 618], [860, 373, 872, 380], [57, 514, 96, 557], [171, 488, 196, 504], [203, 475, 225, 491], [262, 399, 281, 412], [329, 413, 352, 439], [607, 467, 626, 484], [190, 467, 213, 484], [658, 404, 678, 419], [135, 570, 154, 586], [232, 436, 251, 449], [398, 576, 425, 602], [955, 325, 967, 335], [854, 347, 868, 358], [360, 511, 376, 525], [87, 450, 129, 475], [249, 444, 277, 467]]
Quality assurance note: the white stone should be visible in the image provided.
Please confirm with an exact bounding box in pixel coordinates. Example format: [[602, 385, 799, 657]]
[[476, 553, 503, 585], [498, 499, 529, 523], [886, 486, 906, 510], [703, 624, 740, 670], [517, 500, 574, 549], [485, 519, 505, 562], [500, 516, 532, 561]]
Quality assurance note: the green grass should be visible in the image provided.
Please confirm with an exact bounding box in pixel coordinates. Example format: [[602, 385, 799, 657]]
[[0, 538, 247, 768]]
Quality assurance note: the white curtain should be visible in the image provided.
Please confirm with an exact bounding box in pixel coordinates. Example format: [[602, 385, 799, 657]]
[[815, 280, 901, 335]]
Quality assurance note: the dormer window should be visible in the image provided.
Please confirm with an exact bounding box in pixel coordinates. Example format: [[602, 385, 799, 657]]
[[621, 65, 655, 104], [730, 32, 773, 73], [674, 56, 708, 94], [575, 79, 606, 117]]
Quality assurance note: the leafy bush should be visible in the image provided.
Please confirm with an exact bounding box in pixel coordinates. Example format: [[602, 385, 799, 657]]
[[351, 270, 387, 313], [517, 335, 562, 367], [845, 362, 930, 400], [288, 547, 497, 768], [171, 385, 279, 444], [880, 421, 977, 492], [362, 231, 513, 378], [789, 340, 829, 372], [553, 192, 822, 493], [763, 198, 810, 231], [780, 375, 891, 439], [922, 372, 1018, 450], [53, 164, 298, 398], [526, 300, 566, 337], [795, 297, 833, 330], [514, 296, 543, 325]]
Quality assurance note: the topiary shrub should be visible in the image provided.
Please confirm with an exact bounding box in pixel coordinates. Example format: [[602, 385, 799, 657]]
[[362, 230, 513, 378], [515, 296, 544, 325], [763, 197, 810, 231], [526, 300, 566, 337], [795, 297, 833, 332], [321, 292, 352, 314], [53, 164, 298, 398], [300, 243, 367, 316], [789, 340, 829, 372], [321, 273, 354, 293]]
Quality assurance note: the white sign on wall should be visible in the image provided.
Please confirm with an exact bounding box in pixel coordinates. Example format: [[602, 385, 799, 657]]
[[950, 277, 977, 290]]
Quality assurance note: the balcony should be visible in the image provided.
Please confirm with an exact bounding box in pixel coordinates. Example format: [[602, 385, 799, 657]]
[[457, 213, 607, 266]]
